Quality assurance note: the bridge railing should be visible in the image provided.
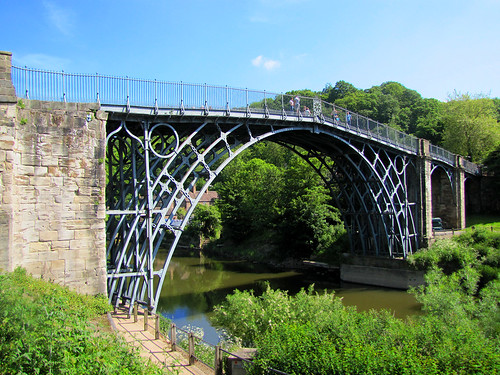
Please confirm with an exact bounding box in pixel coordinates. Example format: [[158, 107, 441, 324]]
[[429, 144, 456, 166], [12, 65, 468, 165]]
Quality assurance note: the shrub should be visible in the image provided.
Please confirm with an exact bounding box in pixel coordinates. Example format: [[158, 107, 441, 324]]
[[0, 268, 164, 375]]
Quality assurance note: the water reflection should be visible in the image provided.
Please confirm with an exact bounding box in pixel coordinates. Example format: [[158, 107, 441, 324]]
[[155, 253, 421, 345]]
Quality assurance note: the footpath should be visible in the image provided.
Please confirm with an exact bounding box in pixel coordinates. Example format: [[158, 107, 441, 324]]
[[108, 307, 212, 375]]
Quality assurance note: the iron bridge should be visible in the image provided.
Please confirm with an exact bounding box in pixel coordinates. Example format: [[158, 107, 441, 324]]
[[11, 67, 479, 313]]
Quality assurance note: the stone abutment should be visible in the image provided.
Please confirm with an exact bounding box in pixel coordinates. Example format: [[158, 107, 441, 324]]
[[0, 51, 107, 295]]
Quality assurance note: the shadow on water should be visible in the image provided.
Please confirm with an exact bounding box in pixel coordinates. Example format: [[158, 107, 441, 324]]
[[155, 253, 422, 345]]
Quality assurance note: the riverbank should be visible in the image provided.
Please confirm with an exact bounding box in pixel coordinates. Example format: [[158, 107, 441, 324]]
[[178, 238, 426, 291], [0, 268, 165, 375]]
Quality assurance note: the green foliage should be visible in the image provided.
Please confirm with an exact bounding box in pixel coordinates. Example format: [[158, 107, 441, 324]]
[[212, 241, 500, 374], [211, 284, 344, 347], [17, 99, 25, 109], [176, 325, 215, 366], [483, 143, 500, 190], [278, 185, 345, 259], [408, 239, 479, 275], [323, 80, 360, 103], [0, 268, 164, 375], [20, 117, 28, 125], [214, 143, 346, 261], [441, 93, 500, 163], [185, 203, 222, 247], [409, 229, 500, 291], [215, 157, 283, 241], [411, 98, 445, 145]]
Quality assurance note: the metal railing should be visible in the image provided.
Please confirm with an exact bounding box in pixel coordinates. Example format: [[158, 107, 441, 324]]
[[135, 302, 289, 374], [429, 144, 456, 166], [11, 65, 477, 172]]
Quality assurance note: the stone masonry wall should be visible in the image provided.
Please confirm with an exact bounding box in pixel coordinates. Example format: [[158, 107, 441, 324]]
[[0, 92, 108, 294]]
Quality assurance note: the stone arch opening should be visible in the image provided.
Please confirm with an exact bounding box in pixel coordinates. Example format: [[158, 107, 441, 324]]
[[430, 166, 455, 229]]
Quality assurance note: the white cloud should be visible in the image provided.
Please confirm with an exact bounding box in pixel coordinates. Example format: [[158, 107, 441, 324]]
[[252, 55, 264, 67], [43, 1, 73, 36], [264, 60, 280, 70], [252, 55, 281, 70]]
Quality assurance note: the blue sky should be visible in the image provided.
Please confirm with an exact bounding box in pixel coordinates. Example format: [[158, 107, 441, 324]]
[[2, 0, 499, 101]]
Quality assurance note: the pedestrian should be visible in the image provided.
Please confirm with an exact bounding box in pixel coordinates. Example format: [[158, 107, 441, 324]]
[[294, 95, 300, 115], [332, 108, 338, 121], [289, 97, 294, 112], [346, 111, 352, 126], [304, 106, 311, 116]]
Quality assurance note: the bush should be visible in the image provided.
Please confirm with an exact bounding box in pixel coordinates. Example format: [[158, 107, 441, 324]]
[[0, 268, 164, 375], [212, 248, 500, 374]]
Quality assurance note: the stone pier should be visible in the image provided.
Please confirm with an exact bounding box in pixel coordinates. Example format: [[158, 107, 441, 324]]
[[0, 51, 107, 295]]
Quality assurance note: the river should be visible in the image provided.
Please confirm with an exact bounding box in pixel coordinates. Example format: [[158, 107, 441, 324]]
[[155, 253, 422, 345]]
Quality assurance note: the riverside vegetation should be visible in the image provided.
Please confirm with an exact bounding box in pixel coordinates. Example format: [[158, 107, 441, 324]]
[[1, 231, 498, 374], [0, 268, 168, 375], [209, 229, 500, 374]]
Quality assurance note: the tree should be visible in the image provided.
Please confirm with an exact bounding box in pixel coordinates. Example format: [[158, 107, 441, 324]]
[[278, 185, 345, 259], [441, 93, 500, 163], [325, 80, 360, 102], [215, 158, 283, 241], [411, 98, 444, 145], [186, 204, 221, 248], [483, 143, 500, 189]]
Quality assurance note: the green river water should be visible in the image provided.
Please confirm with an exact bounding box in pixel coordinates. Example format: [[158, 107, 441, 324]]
[[155, 253, 422, 345]]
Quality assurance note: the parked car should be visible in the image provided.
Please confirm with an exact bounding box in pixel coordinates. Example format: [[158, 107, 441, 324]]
[[432, 217, 444, 230]]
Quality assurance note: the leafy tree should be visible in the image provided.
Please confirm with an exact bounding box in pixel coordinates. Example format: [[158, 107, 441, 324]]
[[483, 143, 500, 189], [278, 186, 345, 259], [215, 158, 283, 241], [325, 80, 360, 102], [186, 204, 221, 248], [493, 98, 500, 122], [441, 93, 500, 163], [411, 98, 444, 144]]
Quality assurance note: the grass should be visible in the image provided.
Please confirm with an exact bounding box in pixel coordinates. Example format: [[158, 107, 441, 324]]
[[466, 214, 500, 230], [0, 268, 170, 375]]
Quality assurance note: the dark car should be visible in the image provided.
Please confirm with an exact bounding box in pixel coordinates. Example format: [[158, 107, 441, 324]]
[[432, 217, 444, 230]]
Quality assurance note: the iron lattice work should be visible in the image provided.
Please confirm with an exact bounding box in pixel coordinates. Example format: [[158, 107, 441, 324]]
[[106, 117, 419, 312]]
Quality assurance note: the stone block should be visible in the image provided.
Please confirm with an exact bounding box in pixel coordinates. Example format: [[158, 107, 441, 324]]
[[30, 242, 51, 253], [77, 186, 92, 196], [18, 165, 35, 176], [74, 229, 92, 240], [34, 166, 48, 176], [40, 230, 58, 242], [69, 238, 89, 250], [50, 240, 70, 250], [58, 229, 74, 241], [29, 176, 51, 186], [47, 166, 62, 176], [0, 139, 14, 149], [22, 153, 42, 166]]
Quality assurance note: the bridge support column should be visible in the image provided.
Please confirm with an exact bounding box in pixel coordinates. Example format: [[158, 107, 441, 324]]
[[454, 156, 466, 229], [418, 140, 433, 247], [0, 50, 108, 294]]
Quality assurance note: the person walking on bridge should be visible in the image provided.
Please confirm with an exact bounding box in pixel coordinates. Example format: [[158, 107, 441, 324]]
[[294, 95, 301, 115], [289, 97, 295, 112]]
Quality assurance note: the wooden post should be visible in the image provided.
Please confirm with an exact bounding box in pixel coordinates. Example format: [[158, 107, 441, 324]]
[[188, 332, 195, 365], [143, 309, 148, 331], [214, 345, 223, 375], [133, 302, 138, 323], [170, 323, 176, 351], [155, 314, 160, 340]]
